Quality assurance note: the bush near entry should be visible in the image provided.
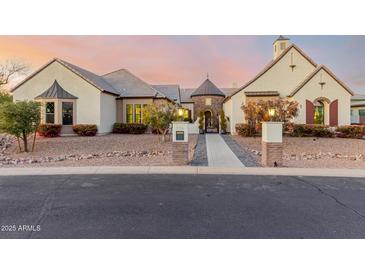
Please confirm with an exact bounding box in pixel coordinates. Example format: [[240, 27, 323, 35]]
[[112, 123, 147, 134], [335, 125, 365, 139], [38, 124, 62, 137], [235, 123, 256, 137], [72, 124, 98, 136], [289, 124, 334, 138]]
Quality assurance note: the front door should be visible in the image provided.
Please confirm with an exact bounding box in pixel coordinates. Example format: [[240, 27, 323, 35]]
[[204, 111, 212, 132]]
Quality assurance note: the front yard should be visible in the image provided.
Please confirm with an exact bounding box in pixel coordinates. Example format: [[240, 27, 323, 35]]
[[233, 136, 365, 169], [0, 134, 198, 167]]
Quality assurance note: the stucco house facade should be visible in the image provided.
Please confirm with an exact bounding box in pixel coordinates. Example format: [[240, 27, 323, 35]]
[[11, 36, 355, 135], [223, 36, 354, 134]]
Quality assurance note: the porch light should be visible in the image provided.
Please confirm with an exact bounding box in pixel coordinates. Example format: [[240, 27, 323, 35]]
[[268, 107, 276, 118]]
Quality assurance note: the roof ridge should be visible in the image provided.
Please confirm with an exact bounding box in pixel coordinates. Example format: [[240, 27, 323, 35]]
[[102, 68, 128, 76]]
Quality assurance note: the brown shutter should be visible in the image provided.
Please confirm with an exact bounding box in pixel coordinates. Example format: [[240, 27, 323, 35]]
[[306, 100, 314, 124], [330, 99, 338, 126]]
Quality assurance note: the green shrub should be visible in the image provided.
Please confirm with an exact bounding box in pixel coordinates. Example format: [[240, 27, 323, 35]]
[[336, 125, 365, 139], [220, 110, 227, 133], [290, 124, 334, 138], [183, 117, 192, 123], [72, 124, 98, 136], [38, 124, 62, 137], [112, 123, 147, 134], [235, 123, 256, 137]]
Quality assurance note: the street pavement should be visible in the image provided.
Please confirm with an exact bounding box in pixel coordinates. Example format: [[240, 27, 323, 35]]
[[0, 174, 365, 238]]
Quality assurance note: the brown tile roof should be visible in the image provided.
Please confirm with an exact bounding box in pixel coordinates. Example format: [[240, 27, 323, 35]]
[[244, 91, 279, 96]]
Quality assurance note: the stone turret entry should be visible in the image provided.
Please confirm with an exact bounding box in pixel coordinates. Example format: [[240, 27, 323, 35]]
[[190, 77, 225, 133]]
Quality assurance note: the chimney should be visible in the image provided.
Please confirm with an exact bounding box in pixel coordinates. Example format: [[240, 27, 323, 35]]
[[273, 35, 290, 59]]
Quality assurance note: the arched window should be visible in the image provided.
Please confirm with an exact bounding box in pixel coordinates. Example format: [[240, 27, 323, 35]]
[[314, 101, 324, 124]]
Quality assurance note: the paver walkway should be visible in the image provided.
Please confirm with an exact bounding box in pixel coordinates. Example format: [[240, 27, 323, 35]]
[[205, 134, 244, 167]]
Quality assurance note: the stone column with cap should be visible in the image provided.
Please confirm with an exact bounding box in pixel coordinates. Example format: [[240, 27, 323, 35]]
[[261, 122, 283, 167]]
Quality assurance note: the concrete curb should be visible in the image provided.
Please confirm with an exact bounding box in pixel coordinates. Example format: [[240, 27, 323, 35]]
[[0, 166, 365, 178]]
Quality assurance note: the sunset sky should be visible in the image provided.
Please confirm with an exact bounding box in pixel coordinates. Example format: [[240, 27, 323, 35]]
[[1, 35, 365, 93]]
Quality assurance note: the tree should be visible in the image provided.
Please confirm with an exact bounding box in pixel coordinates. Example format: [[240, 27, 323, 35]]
[[0, 92, 12, 105], [0, 101, 41, 152], [0, 59, 29, 92], [220, 110, 227, 133], [241, 98, 299, 136], [143, 101, 177, 142], [198, 110, 204, 132]]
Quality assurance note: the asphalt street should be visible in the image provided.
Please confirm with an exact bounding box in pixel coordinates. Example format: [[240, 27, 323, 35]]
[[0, 174, 365, 238]]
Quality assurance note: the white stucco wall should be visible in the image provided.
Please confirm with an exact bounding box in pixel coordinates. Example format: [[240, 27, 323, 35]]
[[100, 92, 117, 133], [292, 68, 352, 125], [224, 46, 317, 134], [11, 61, 114, 133]]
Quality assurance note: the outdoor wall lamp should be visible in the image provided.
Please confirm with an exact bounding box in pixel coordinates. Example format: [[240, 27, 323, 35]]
[[268, 107, 276, 118]]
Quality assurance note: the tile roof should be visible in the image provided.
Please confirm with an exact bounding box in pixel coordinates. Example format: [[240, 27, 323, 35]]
[[190, 79, 225, 97], [244, 91, 279, 96], [35, 80, 78, 99], [152, 85, 181, 102], [102, 69, 166, 98]]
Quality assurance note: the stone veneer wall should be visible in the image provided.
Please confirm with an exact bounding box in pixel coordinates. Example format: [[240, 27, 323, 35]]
[[191, 95, 225, 128]]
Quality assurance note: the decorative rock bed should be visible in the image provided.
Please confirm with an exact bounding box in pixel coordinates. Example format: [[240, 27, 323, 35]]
[[0, 148, 168, 166]]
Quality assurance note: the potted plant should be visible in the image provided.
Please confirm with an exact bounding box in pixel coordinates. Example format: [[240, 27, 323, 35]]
[[198, 110, 204, 134]]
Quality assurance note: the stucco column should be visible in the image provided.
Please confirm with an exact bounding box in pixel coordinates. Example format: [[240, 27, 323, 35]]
[[261, 122, 283, 167]]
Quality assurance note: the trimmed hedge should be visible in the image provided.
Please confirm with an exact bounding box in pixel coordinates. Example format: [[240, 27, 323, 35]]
[[38, 124, 62, 137], [113, 123, 147, 134], [336, 125, 365, 139], [235, 123, 256, 137], [72, 124, 98, 136], [289, 124, 334, 138]]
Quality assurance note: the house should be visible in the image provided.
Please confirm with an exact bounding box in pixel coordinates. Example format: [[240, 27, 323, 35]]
[[11, 58, 179, 135], [222, 36, 354, 134], [11, 36, 354, 135], [350, 94, 365, 124]]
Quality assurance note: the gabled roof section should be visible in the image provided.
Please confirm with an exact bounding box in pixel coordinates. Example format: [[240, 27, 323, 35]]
[[102, 69, 166, 99], [57, 59, 118, 95], [35, 80, 78, 99], [11, 58, 119, 95], [152, 85, 181, 103], [224, 44, 318, 102], [191, 78, 225, 97], [289, 65, 354, 97]]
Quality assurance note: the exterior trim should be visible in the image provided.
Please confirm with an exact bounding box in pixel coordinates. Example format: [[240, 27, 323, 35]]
[[223, 44, 318, 102], [289, 65, 354, 97]]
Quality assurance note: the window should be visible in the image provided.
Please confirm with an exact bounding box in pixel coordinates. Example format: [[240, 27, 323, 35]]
[[126, 104, 133, 123], [45, 102, 55, 124], [62, 102, 73, 125], [280, 42, 286, 50], [359, 109, 365, 117], [135, 104, 141, 123], [183, 109, 190, 120], [314, 102, 324, 124], [205, 98, 212, 106]]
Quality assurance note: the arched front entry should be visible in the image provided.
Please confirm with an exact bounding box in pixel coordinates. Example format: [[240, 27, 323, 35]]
[[306, 97, 338, 126], [204, 110, 213, 132]]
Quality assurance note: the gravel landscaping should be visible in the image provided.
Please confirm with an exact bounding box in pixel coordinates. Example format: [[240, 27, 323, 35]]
[[232, 136, 365, 169], [0, 134, 198, 167]]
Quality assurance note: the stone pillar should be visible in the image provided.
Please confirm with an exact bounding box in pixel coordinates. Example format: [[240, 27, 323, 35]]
[[261, 122, 283, 167], [172, 121, 189, 165]]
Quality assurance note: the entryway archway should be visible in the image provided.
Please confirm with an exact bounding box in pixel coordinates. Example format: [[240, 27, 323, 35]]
[[204, 110, 212, 132]]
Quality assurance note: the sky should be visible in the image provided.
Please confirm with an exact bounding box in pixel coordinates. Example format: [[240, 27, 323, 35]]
[[1, 35, 365, 93]]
